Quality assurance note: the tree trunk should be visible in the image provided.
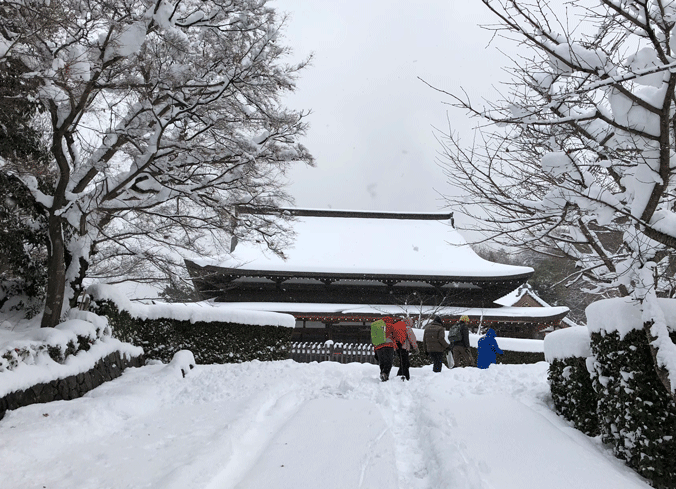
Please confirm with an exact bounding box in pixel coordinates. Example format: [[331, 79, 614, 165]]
[[644, 321, 676, 404], [41, 128, 70, 328], [41, 211, 66, 327]]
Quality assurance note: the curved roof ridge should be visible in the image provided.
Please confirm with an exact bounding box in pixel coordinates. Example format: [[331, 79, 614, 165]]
[[236, 205, 454, 221]]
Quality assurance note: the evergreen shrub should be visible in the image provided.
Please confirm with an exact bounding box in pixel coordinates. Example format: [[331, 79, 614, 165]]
[[548, 356, 599, 436], [589, 328, 676, 488], [92, 299, 293, 364], [493, 349, 544, 365]]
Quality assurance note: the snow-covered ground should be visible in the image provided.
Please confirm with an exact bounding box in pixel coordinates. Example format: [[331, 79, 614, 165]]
[[0, 359, 651, 489]]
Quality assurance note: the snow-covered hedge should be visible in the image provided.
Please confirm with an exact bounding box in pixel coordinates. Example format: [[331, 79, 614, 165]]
[[88, 285, 295, 364], [586, 299, 676, 488], [544, 327, 598, 436], [0, 309, 142, 398]]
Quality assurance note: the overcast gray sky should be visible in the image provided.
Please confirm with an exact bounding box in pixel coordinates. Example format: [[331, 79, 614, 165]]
[[271, 0, 512, 214]]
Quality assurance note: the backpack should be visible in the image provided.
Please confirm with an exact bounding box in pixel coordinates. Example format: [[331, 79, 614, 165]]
[[448, 323, 462, 344], [392, 321, 407, 347], [371, 319, 387, 346]]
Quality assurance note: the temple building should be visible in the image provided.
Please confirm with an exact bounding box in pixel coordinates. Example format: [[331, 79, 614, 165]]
[[186, 208, 570, 341]]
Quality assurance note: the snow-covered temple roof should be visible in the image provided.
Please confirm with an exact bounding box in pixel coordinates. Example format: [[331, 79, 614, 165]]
[[195, 209, 534, 279]]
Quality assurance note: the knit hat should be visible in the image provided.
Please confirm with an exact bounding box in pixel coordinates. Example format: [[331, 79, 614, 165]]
[[432, 315, 443, 325], [459, 315, 470, 323]]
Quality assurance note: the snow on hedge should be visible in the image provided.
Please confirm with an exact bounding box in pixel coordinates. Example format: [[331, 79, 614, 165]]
[[543, 326, 591, 362], [87, 284, 296, 328], [586, 297, 676, 394], [586, 297, 676, 339]]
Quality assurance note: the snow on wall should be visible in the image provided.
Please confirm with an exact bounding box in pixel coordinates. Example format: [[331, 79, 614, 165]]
[[87, 284, 296, 328], [470, 334, 544, 353], [411, 329, 544, 353], [0, 337, 142, 398], [0, 309, 143, 398], [543, 326, 591, 362]]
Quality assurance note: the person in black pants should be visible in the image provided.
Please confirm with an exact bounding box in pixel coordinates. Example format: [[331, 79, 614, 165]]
[[396, 317, 419, 380], [374, 316, 398, 381], [423, 315, 450, 372]]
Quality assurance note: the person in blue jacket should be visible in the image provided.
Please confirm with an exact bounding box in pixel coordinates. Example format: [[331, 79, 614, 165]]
[[477, 328, 503, 369]]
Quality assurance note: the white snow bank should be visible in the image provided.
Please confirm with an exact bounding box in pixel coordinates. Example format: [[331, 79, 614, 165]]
[[88, 284, 295, 327], [543, 326, 591, 362], [586, 297, 676, 339]]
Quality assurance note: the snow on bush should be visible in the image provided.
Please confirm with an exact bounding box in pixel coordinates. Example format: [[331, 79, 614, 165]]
[[543, 326, 591, 363], [163, 350, 196, 378], [88, 286, 294, 365], [586, 299, 676, 486]]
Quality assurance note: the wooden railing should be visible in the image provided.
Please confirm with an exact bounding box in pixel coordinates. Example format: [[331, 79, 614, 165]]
[[290, 342, 377, 364]]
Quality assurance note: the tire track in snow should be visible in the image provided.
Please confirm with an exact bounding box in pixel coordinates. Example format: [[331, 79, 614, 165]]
[[198, 369, 312, 489]]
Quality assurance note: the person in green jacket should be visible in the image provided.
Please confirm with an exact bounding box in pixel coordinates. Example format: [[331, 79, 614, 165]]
[[423, 315, 450, 373]]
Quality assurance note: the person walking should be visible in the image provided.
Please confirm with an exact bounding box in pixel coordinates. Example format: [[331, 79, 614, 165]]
[[374, 316, 398, 381], [477, 328, 504, 369], [396, 317, 419, 380], [449, 315, 474, 368], [423, 315, 450, 373]]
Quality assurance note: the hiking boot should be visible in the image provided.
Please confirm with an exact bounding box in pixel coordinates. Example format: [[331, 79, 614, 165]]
[[380, 372, 389, 382]]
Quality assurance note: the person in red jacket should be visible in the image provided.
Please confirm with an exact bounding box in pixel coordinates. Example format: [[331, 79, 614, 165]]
[[375, 316, 400, 381], [395, 317, 419, 381]]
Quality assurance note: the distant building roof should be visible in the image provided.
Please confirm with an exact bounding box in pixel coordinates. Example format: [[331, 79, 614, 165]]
[[192, 208, 534, 280], [495, 284, 550, 307], [496, 283, 578, 327]]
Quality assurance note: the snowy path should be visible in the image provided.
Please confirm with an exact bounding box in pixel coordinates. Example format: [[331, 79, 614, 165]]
[[0, 360, 652, 489]]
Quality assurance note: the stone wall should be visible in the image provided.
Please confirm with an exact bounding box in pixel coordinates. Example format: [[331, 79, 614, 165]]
[[0, 351, 144, 420]]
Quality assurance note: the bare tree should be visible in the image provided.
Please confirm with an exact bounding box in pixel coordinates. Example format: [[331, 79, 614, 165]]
[[0, 0, 313, 326], [432, 0, 676, 399]]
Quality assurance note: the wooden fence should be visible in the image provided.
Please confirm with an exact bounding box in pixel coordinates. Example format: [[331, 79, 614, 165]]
[[290, 342, 377, 364]]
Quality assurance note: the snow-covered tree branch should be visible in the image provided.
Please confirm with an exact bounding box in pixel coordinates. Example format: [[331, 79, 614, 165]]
[[435, 0, 676, 399], [0, 0, 313, 327]]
